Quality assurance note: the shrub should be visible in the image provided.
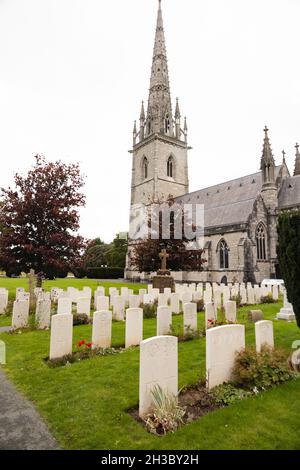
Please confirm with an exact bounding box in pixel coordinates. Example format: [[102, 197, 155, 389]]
[[145, 385, 186, 435], [260, 294, 276, 304], [141, 300, 157, 319], [231, 293, 242, 308], [86, 267, 124, 279], [233, 346, 294, 391], [73, 314, 91, 326], [210, 383, 250, 406], [194, 299, 204, 312]]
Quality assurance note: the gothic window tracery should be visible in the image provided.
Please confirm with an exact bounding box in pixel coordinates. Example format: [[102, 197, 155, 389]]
[[143, 157, 148, 180], [256, 223, 267, 260], [167, 156, 174, 178], [218, 239, 229, 269]]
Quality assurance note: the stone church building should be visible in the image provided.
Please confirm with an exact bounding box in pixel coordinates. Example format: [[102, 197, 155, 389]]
[[125, 0, 300, 284]]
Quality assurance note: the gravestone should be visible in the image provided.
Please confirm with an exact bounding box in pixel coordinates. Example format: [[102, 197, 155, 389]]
[[143, 293, 154, 305], [183, 303, 197, 334], [222, 286, 230, 304], [205, 302, 216, 328], [95, 295, 110, 311], [92, 311, 112, 349], [125, 308, 143, 348], [247, 287, 255, 305], [170, 293, 180, 314], [225, 301, 237, 323], [181, 292, 192, 305], [49, 314, 73, 360], [156, 306, 172, 336], [206, 324, 245, 390], [151, 288, 160, 300], [77, 297, 91, 317], [203, 290, 212, 304], [277, 289, 296, 321], [213, 290, 222, 309], [129, 295, 141, 309], [272, 285, 279, 302], [35, 299, 51, 329], [12, 300, 29, 330], [0, 293, 8, 314], [0, 340, 6, 365], [255, 320, 274, 353], [248, 310, 263, 323], [113, 296, 125, 321], [158, 293, 169, 307], [139, 335, 178, 418], [83, 287, 92, 299], [57, 298, 72, 315]]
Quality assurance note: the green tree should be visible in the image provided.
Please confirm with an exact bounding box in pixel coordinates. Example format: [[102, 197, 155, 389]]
[[106, 234, 128, 268], [83, 238, 110, 268], [277, 211, 300, 327]]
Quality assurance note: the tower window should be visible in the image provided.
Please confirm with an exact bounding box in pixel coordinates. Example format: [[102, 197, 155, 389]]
[[143, 157, 148, 179], [167, 156, 174, 178], [219, 239, 229, 269], [165, 114, 170, 134], [256, 223, 267, 260]]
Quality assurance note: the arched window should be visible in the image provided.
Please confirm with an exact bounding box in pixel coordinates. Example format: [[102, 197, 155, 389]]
[[219, 239, 229, 269], [142, 157, 148, 179], [256, 223, 267, 260], [147, 117, 152, 136], [167, 156, 174, 178]]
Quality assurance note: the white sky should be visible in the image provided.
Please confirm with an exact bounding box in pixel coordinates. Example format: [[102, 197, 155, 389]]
[[0, 0, 299, 242]]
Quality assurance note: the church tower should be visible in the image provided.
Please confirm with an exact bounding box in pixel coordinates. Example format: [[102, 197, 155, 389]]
[[129, 0, 189, 208], [260, 126, 277, 210]]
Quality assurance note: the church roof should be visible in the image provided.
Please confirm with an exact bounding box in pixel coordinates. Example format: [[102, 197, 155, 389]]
[[278, 175, 300, 210], [176, 167, 281, 229]]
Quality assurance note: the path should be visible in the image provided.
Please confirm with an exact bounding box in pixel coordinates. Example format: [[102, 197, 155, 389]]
[[0, 369, 60, 450]]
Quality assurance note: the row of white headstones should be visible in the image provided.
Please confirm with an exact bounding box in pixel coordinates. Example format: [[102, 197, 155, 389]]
[[0, 281, 295, 330]]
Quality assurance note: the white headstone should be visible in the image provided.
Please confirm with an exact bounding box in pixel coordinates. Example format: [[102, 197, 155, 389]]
[[35, 299, 51, 329], [158, 293, 169, 307], [125, 308, 143, 348], [139, 336, 178, 418], [205, 302, 216, 329], [49, 314, 73, 360], [95, 295, 110, 311], [151, 288, 160, 300], [255, 320, 274, 353], [77, 297, 91, 317], [113, 296, 125, 321], [143, 293, 154, 305], [181, 292, 192, 304], [222, 286, 230, 304], [92, 310, 112, 349], [57, 297, 72, 315], [206, 324, 245, 390], [247, 287, 255, 305], [12, 300, 29, 329], [183, 303, 197, 334], [170, 293, 180, 314], [129, 295, 141, 309], [157, 306, 172, 336], [204, 290, 212, 304], [0, 293, 8, 314], [225, 301, 237, 323]]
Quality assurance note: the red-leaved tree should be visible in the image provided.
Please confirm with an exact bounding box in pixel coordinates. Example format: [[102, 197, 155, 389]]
[[0, 155, 86, 285]]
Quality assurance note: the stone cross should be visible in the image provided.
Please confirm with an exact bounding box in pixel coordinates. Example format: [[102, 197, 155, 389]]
[[159, 249, 169, 271]]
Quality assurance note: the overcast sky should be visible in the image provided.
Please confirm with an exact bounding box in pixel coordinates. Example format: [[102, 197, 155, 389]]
[[0, 0, 299, 242]]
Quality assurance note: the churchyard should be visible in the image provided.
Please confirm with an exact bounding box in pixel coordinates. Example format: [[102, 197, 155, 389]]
[[0, 278, 300, 450]]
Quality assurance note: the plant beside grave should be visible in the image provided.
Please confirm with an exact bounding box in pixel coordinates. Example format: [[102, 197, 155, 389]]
[[230, 293, 243, 308], [45, 345, 121, 368], [169, 324, 204, 342], [193, 299, 204, 312], [141, 300, 157, 319], [233, 346, 295, 391], [73, 313, 91, 326], [144, 386, 186, 435], [210, 383, 251, 406], [260, 294, 276, 304]]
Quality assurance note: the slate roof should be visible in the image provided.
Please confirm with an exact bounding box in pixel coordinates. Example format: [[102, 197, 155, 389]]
[[278, 175, 300, 210], [176, 167, 281, 229]]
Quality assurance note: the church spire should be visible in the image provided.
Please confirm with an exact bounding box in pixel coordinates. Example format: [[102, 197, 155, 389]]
[[294, 143, 300, 176], [261, 126, 276, 186], [145, 0, 173, 137]]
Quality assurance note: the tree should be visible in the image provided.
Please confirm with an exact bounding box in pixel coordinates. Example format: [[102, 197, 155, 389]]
[[83, 238, 109, 269], [277, 211, 300, 327], [106, 234, 128, 268], [130, 197, 205, 273], [0, 155, 86, 285]]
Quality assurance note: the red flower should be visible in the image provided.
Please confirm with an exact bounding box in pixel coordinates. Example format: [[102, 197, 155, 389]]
[[86, 342, 92, 349], [78, 340, 86, 347]]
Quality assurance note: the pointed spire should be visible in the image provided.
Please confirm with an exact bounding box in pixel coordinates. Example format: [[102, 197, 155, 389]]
[[175, 98, 181, 119], [140, 101, 145, 121], [294, 143, 300, 176], [146, 0, 173, 136], [260, 126, 276, 186], [261, 126, 275, 168], [282, 149, 286, 164]]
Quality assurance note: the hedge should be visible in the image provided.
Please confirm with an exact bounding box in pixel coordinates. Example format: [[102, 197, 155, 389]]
[[86, 267, 124, 279]]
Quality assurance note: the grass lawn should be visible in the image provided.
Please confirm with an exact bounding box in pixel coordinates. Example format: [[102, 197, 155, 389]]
[[0, 288, 300, 450]]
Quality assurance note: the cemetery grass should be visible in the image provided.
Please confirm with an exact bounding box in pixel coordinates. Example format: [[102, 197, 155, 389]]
[[1, 302, 300, 450]]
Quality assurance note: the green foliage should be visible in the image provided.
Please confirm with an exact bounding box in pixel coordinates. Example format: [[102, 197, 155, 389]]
[[73, 313, 91, 326], [231, 293, 242, 308], [86, 267, 124, 279], [194, 299, 204, 312], [233, 346, 294, 391], [210, 383, 250, 406], [105, 234, 128, 269], [141, 300, 157, 319], [169, 324, 204, 342], [277, 211, 300, 327], [261, 294, 276, 304], [145, 385, 186, 435]]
